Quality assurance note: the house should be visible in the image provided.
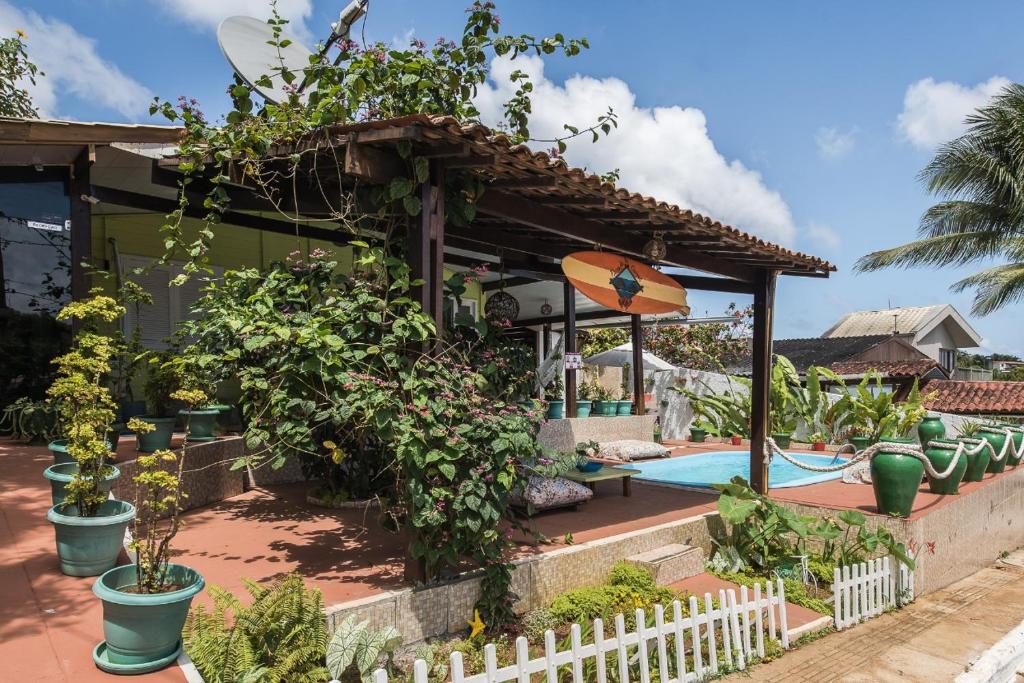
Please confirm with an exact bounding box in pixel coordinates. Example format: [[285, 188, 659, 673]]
[[822, 305, 984, 378]]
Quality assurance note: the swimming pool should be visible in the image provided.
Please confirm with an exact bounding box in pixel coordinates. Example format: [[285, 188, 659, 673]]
[[622, 451, 845, 489]]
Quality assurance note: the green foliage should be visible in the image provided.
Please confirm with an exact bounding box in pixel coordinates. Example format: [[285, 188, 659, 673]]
[[548, 562, 676, 625], [0, 397, 61, 443], [643, 303, 753, 371], [674, 375, 751, 437], [710, 569, 833, 616], [142, 349, 183, 417], [46, 291, 123, 516], [183, 575, 330, 683], [327, 616, 401, 683], [578, 327, 628, 359], [830, 373, 932, 441], [0, 30, 41, 118], [857, 82, 1024, 315]]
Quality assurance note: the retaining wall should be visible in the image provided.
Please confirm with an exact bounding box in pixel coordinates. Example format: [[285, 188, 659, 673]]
[[537, 414, 657, 452]]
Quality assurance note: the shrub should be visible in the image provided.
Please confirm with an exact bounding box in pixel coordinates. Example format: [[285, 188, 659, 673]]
[[548, 563, 678, 625]]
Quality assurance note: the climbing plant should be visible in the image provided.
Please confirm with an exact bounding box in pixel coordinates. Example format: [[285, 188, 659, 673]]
[[0, 29, 41, 118]]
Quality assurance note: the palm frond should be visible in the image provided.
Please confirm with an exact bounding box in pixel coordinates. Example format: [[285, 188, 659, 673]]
[[856, 232, 1021, 271], [950, 262, 1024, 315]]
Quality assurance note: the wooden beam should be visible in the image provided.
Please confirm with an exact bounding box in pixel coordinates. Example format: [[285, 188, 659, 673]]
[[586, 211, 651, 220], [408, 174, 432, 324], [514, 308, 625, 328], [476, 191, 754, 281], [445, 154, 497, 168], [70, 146, 92, 304], [749, 270, 777, 494], [343, 138, 405, 182], [563, 281, 577, 418], [668, 274, 756, 295], [536, 196, 606, 206], [417, 142, 470, 158], [445, 224, 569, 261], [429, 161, 446, 341], [631, 314, 645, 415], [481, 276, 536, 291]]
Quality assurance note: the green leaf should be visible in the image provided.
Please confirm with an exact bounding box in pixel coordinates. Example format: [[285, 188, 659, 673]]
[[389, 177, 414, 200]]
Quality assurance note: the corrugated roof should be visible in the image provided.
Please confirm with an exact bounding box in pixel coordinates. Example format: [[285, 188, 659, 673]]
[[773, 335, 891, 372], [922, 380, 1024, 415], [823, 305, 948, 338]]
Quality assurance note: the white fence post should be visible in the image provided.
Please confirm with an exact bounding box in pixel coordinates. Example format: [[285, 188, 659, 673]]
[[833, 555, 915, 630]]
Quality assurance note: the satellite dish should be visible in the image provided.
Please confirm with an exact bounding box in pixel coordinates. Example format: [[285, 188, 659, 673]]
[[217, 16, 315, 105]]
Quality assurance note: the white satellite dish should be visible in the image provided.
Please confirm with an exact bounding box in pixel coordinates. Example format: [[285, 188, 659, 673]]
[[217, 16, 315, 105]]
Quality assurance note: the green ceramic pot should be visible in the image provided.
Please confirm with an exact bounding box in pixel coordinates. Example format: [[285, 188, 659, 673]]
[[980, 429, 1009, 474], [690, 428, 707, 443], [207, 403, 233, 432], [849, 435, 872, 452], [47, 499, 136, 577], [575, 400, 592, 418], [870, 438, 923, 517], [92, 563, 205, 674], [922, 439, 967, 495], [135, 416, 175, 452], [999, 425, 1023, 467], [49, 439, 74, 465], [616, 400, 633, 416], [917, 415, 945, 446], [43, 463, 121, 507], [180, 408, 220, 442], [546, 400, 564, 420], [772, 432, 792, 449], [958, 438, 991, 482]]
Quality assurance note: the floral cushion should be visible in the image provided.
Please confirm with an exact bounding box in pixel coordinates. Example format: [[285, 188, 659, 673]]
[[512, 476, 593, 510], [598, 440, 669, 462]]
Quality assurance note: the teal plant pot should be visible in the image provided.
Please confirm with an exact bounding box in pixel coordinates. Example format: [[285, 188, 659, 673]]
[[772, 432, 792, 449], [870, 438, 923, 517], [135, 416, 175, 452], [180, 408, 220, 442], [49, 439, 74, 465], [107, 424, 124, 451], [849, 435, 872, 452], [44, 462, 120, 507], [690, 428, 707, 443], [923, 439, 967, 495], [546, 400, 564, 420], [981, 430, 1009, 474], [601, 401, 618, 417], [1001, 425, 1023, 467], [207, 403, 233, 432], [616, 400, 633, 416], [92, 563, 205, 674], [47, 499, 136, 577], [591, 400, 604, 416], [575, 400, 593, 418], [917, 415, 945, 447]]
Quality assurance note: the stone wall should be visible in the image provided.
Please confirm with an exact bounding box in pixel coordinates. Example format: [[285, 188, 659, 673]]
[[112, 436, 245, 514], [537, 414, 658, 452], [324, 510, 717, 643]]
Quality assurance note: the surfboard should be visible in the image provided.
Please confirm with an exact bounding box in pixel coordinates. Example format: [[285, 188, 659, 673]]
[[561, 251, 690, 315]]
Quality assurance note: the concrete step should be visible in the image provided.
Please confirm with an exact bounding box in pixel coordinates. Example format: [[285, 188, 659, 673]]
[[626, 543, 704, 585]]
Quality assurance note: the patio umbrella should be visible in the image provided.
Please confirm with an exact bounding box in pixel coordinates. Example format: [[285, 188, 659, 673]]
[[583, 342, 675, 371]]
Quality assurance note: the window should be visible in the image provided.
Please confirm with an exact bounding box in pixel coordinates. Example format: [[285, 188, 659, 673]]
[[444, 296, 478, 327], [120, 255, 221, 350], [940, 348, 956, 372]]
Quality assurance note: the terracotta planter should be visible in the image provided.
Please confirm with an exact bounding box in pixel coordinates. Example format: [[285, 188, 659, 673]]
[[731, 435, 742, 446], [812, 442, 826, 451], [870, 438, 923, 517], [923, 439, 968, 494]]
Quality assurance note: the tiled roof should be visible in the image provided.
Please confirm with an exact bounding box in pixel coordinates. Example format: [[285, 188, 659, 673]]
[[772, 335, 891, 372], [830, 359, 943, 378], [823, 305, 946, 338], [921, 380, 1024, 415]]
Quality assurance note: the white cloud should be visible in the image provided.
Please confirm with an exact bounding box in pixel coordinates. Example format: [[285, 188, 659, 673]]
[[814, 126, 856, 161], [807, 222, 840, 250], [0, 2, 152, 119], [897, 76, 1010, 149], [474, 55, 798, 245], [152, 0, 314, 41]]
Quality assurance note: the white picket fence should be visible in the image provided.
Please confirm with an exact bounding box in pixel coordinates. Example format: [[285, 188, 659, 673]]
[[372, 579, 789, 683], [832, 555, 914, 630]]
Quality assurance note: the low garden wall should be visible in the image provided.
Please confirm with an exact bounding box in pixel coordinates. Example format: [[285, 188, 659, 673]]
[[112, 436, 245, 514], [324, 510, 718, 643], [537, 414, 657, 452]]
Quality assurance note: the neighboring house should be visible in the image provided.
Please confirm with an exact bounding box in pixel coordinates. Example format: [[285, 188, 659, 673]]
[[993, 360, 1024, 373], [921, 380, 1024, 419], [822, 305, 985, 379], [772, 334, 947, 399]]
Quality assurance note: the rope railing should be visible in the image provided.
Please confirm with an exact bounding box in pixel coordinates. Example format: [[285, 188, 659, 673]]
[[765, 437, 963, 480]]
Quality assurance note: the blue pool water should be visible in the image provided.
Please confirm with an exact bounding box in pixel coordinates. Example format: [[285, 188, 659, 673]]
[[622, 451, 845, 489]]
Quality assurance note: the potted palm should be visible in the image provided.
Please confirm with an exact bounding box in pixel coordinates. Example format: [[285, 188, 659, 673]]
[[136, 351, 179, 452], [45, 292, 135, 577], [93, 388, 207, 674], [730, 434, 742, 446], [545, 375, 564, 420], [870, 379, 931, 517], [617, 382, 633, 416]]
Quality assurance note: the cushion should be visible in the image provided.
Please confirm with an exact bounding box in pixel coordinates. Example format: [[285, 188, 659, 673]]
[[512, 476, 593, 511], [598, 440, 669, 462]]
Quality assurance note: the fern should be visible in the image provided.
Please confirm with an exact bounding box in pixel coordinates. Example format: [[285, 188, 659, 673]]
[[183, 574, 330, 683]]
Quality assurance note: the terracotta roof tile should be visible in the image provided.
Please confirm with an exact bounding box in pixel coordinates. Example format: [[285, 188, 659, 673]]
[[921, 380, 1024, 415], [829, 359, 942, 378]]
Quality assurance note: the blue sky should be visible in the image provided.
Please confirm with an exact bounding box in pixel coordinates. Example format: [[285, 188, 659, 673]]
[[12, 1, 1024, 353]]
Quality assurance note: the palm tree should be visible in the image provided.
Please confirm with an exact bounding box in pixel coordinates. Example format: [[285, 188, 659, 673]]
[[857, 82, 1024, 315]]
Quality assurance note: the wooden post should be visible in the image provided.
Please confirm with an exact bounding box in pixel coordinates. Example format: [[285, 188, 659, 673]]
[[408, 183, 432, 320], [563, 281, 577, 418], [750, 269, 777, 494], [70, 146, 93, 303], [428, 161, 445, 341], [541, 323, 552, 401], [630, 314, 645, 415]]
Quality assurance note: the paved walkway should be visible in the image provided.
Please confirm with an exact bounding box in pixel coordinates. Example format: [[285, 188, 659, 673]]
[[733, 555, 1024, 682]]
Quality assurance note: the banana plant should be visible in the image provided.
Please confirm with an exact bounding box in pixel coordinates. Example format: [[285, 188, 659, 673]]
[[672, 375, 751, 437]]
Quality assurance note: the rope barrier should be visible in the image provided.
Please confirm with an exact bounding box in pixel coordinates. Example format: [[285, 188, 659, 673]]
[[765, 437, 962, 480], [975, 426, 1023, 463]]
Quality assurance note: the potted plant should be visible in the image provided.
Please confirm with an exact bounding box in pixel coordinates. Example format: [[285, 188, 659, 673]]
[[869, 380, 930, 517], [689, 424, 708, 443], [93, 389, 207, 674], [45, 292, 135, 577], [810, 432, 828, 451], [846, 425, 872, 452], [545, 375, 564, 420], [136, 350, 180, 452], [922, 439, 968, 494], [730, 434, 743, 446], [617, 382, 633, 416], [576, 380, 593, 418]]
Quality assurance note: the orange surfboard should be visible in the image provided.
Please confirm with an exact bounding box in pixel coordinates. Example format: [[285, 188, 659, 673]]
[[561, 251, 690, 315]]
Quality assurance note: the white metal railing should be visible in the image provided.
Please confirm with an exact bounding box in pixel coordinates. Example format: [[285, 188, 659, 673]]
[[832, 555, 914, 630], [371, 579, 790, 683]]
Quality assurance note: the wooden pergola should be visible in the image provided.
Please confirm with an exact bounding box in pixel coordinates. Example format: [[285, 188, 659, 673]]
[[103, 113, 833, 493]]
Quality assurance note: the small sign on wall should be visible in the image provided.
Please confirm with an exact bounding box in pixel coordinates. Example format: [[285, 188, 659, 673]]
[[564, 352, 583, 370]]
